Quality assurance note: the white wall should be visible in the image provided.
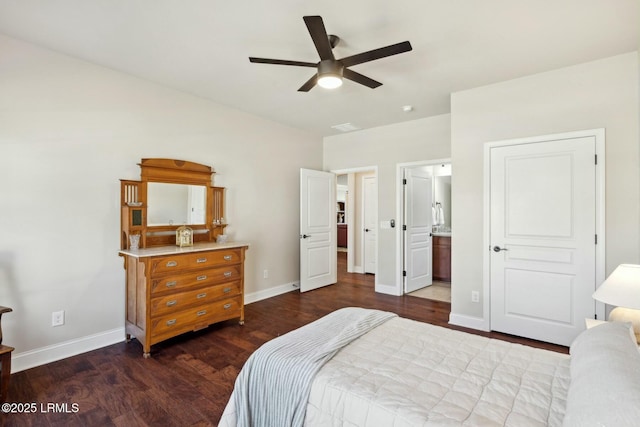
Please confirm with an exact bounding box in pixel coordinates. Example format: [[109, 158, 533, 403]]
[[450, 52, 639, 325], [0, 35, 322, 371], [324, 114, 451, 291]]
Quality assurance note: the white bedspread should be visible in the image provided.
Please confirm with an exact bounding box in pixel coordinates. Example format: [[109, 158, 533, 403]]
[[305, 317, 570, 427], [220, 314, 571, 427], [228, 308, 396, 426]]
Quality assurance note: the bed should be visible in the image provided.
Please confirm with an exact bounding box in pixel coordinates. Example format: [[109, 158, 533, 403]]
[[219, 307, 640, 427]]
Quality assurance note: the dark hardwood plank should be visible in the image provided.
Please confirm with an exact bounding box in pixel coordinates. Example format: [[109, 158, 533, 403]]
[[3, 252, 567, 426]]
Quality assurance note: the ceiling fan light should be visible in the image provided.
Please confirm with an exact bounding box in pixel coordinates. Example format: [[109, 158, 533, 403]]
[[317, 59, 344, 89], [318, 75, 343, 89]]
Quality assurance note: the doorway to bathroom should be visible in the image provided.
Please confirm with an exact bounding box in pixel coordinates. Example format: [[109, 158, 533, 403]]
[[399, 160, 451, 303]]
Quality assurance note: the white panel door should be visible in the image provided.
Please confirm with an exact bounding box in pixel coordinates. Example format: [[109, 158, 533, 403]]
[[363, 176, 377, 274], [300, 168, 337, 292], [490, 136, 596, 346], [404, 167, 433, 293]]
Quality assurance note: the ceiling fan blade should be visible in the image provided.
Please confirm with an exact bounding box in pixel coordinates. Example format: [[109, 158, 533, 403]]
[[340, 41, 412, 68], [249, 57, 317, 68], [303, 16, 335, 61], [298, 74, 318, 92], [343, 68, 382, 89]]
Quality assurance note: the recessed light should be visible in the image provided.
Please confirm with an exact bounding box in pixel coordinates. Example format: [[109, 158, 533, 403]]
[[402, 105, 413, 112]]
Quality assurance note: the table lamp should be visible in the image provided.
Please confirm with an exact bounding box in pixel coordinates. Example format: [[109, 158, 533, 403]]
[[592, 264, 640, 342]]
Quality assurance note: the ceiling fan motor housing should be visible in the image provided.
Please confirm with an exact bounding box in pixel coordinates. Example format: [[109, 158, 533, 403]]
[[318, 59, 344, 78]]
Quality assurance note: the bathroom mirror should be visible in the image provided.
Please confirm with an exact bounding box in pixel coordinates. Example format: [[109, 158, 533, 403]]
[[433, 175, 451, 228], [147, 182, 207, 226]]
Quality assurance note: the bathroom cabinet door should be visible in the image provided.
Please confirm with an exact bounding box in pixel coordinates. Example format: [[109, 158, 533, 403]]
[[432, 236, 451, 282]]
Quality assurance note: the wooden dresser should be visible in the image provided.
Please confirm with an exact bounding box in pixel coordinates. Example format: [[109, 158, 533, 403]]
[[119, 159, 248, 357], [120, 242, 248, 357]]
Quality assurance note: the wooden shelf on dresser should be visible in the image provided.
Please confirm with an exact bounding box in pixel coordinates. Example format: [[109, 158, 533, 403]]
[[119, 242, 249, 357]]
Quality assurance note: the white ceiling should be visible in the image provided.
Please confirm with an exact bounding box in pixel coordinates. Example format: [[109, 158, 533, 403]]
[[0, 1, 637, 137]]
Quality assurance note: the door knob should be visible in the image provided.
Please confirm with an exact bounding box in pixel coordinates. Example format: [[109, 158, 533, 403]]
[[493, 246, 508, 252], [365, 228, 370, 232], [301, 234, 311, 239]]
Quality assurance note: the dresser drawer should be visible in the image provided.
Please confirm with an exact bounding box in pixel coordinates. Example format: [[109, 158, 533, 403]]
[[150, 296, 242, 338], [150, 281, 241, 316], [149, 249, 243, 276], [150, 264, 243, 295]]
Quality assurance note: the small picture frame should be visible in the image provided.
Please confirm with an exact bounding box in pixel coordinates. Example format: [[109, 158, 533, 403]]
[[176, 225, 193, 247]]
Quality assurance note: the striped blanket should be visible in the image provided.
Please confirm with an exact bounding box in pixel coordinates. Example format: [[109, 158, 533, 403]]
[[231, 307, 397, 427]]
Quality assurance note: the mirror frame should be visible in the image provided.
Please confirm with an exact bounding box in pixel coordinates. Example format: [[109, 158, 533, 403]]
[[120, 158, 225, 249]]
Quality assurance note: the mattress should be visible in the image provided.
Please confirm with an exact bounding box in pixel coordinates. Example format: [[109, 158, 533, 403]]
[[304, 317, 570, 427]]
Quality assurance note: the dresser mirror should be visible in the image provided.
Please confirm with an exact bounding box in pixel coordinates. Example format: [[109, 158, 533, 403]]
[[146, 182, 207, 226], [120, 158, 226, 249]]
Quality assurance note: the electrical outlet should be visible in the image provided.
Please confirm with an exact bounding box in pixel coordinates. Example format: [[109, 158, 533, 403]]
[[263, 269, 269, 279], [52, 310, 65, 327], [471, 291, 480, 303]]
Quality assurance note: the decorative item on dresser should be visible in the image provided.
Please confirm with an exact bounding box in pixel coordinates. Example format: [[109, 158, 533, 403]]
[[119, 159, 248, 357]]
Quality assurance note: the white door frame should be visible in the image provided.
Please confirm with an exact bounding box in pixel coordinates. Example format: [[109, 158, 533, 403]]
[[395, 158, 451, 297], [331, 166, 378, 277], [483, 129, 606, 332]]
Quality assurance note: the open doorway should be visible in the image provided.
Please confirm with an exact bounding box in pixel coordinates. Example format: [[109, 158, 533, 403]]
[[399, 160, 451, 303], [334, 168, 377, 280]]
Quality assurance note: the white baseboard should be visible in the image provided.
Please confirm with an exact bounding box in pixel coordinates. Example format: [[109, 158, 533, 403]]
[[353, 266, 364, 274], [11, 327, 125, 373], [448, 313, 490, 332], [244, 282, 298, 304]]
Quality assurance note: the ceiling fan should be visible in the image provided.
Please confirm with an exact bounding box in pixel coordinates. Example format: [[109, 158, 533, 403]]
[[249, 15, 412, 92]]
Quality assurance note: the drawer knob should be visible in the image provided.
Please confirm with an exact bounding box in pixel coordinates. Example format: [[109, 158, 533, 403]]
[[166, 261, 178, 267], [197, 293, 207, 299], [223, 287, 231, 294], [196, 258, 207, 263], [223, 255, 232, 261], [166, 319, 177, 326], [166, 300, 177, 307], [166, 281, 177, 288], [197, 310, 207, 316], [223, 271, 232, 277], [197, 275, 207, 281], [223, 303, 232, 310]]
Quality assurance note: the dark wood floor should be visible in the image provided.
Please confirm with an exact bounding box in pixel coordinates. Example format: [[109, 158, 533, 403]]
[[3, 253, 567, 426]]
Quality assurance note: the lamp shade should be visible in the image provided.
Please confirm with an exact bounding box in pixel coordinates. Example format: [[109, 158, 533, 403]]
[[592, 264, 640, 309]]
